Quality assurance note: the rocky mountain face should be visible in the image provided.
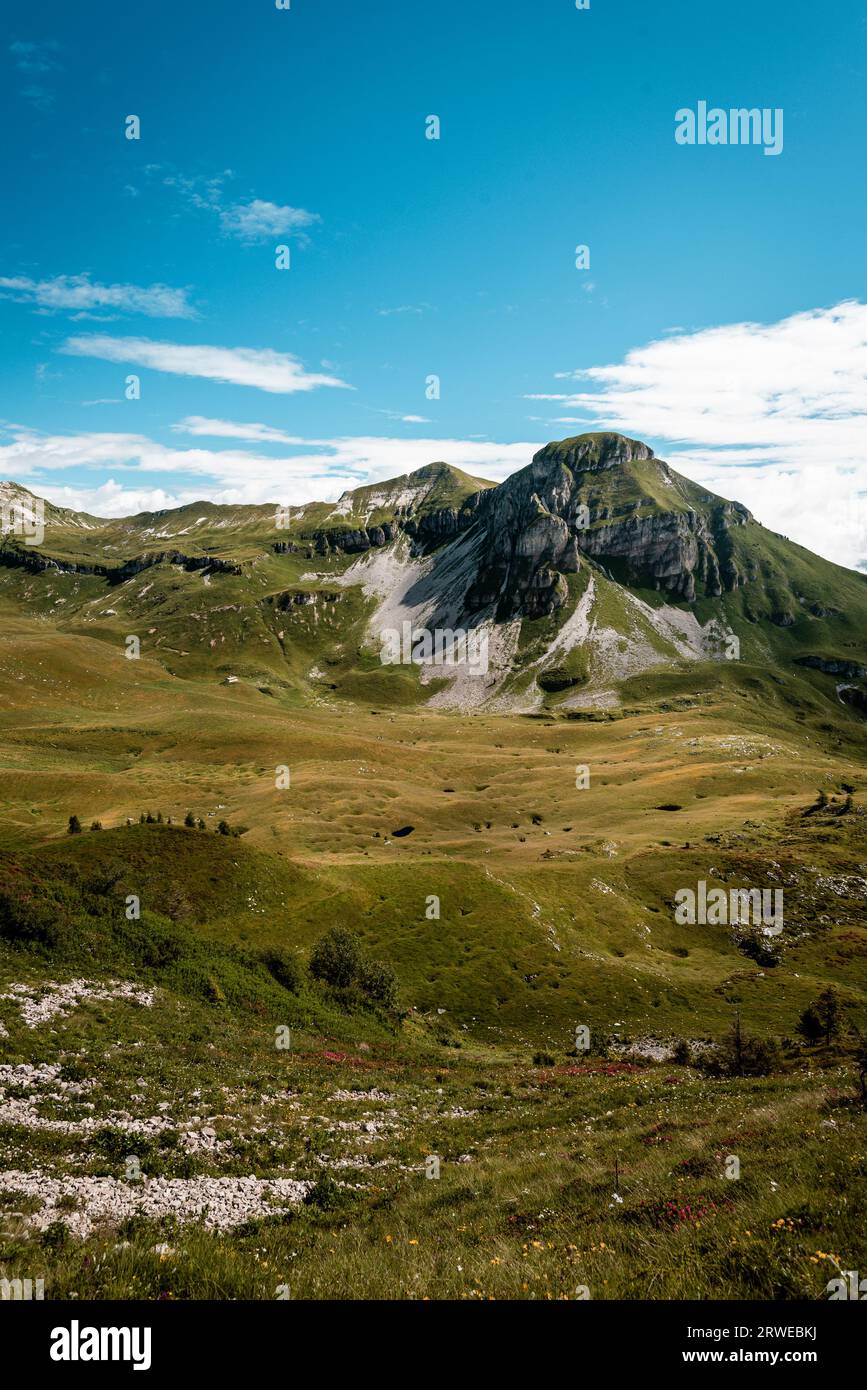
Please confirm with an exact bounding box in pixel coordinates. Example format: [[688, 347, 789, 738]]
[[461, 434, 753, 618], [299, 434, 758, 619], [1, 434, 866, 713]]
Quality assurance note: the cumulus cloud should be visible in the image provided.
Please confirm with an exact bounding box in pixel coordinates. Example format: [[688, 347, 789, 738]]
[[528, 300, 867, 571], [0, 273, 195, 319], [218, 200, 319, 244], [60, 335, 352, 394], [0, 426, 539, 514]]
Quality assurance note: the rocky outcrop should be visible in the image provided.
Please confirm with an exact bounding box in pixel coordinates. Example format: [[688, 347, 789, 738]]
[[402, 490, 488, 546], [0, 543, 242, 583], [795, 655, 867, 679], [265, 589, 342, 610], [459, 433, 753, 619], [312, 522, 397, 554], [303, 493, 487, 557]]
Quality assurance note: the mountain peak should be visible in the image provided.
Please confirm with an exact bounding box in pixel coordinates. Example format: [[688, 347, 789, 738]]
[[533, 432, 655, 475]]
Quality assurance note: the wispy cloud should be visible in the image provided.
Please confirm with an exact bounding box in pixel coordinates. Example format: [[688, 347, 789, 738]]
[[378, 304, 431, 317], [20, 84, 55, 112], [372, 408, 432, 424], [10, 40, 62, 109], [0, 273, 196, 319], [157, 170, 318, 244], [173, 416, 305, 445], [528, 300, 867, 571], [0, 427, 539, 513], [9, 39, 61, 74], [60, 336, 352, 395]]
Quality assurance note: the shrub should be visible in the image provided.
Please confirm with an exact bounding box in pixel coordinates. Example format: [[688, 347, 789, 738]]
[[303, 1171, 345, 1211], [260, 947, 303, 994], [702, 1016, 782, 1077], [815, 988, 841, 1046], [308, 926, 399, 1010], [40, 1221, 70, 1250], [67, 815, 82, 835], [796, 1004, 824, 1045], [309, 927, 365, 990], [358, 958, 399, 1010]]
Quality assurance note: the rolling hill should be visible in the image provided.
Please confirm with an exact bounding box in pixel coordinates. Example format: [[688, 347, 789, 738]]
[[0, 433, 865, 1300]]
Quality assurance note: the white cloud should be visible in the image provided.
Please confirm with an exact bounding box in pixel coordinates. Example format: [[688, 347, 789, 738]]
[[173, 416, 305, 445], [372, 408, 432, 424], [156, 172, 318, 244], [0, 427, 539, 514], [39, 479, 192, 518], [529, 300, 867, 571], [0, 273, 195, 319], [218, 200, 319, 243], [60, 335, 352, 394]]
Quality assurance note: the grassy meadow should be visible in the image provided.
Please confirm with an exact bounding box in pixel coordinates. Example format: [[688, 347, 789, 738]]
[[0, 601, 865, 1300]]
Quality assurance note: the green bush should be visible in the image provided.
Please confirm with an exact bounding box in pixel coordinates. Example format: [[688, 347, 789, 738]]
[[260, 948, 303, 995], [358, 958, 399, 1010], [303, 1171, 345, 1211], [308, 926, 399, 1011], [309, 927, 365, 990]]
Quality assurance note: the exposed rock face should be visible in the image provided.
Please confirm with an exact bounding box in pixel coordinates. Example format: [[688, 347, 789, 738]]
[[459, 433, 753, 618], [0, 544, 242, 582], [305, 493, 487, 556], [577, 502, 748, 602], [795, 655, 867, 679], [312, 522, 397, 554], [402, 490, 488, 545]]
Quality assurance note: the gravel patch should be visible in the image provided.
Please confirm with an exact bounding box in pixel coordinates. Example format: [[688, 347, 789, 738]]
[[0, 1172, 311, 1236]]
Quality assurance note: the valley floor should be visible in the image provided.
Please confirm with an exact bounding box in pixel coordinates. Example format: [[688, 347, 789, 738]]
[[0, 639, 865, 1300]]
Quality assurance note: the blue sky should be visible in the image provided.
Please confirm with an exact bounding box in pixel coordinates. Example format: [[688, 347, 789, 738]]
[[1, 0, 866, 567]]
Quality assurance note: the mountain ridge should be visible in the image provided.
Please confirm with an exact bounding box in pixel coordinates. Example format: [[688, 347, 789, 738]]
[[1, 433, 865, 715]]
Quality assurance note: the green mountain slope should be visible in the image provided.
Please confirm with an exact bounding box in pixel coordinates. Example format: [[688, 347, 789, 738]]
[[0, 434, 865, 716]]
